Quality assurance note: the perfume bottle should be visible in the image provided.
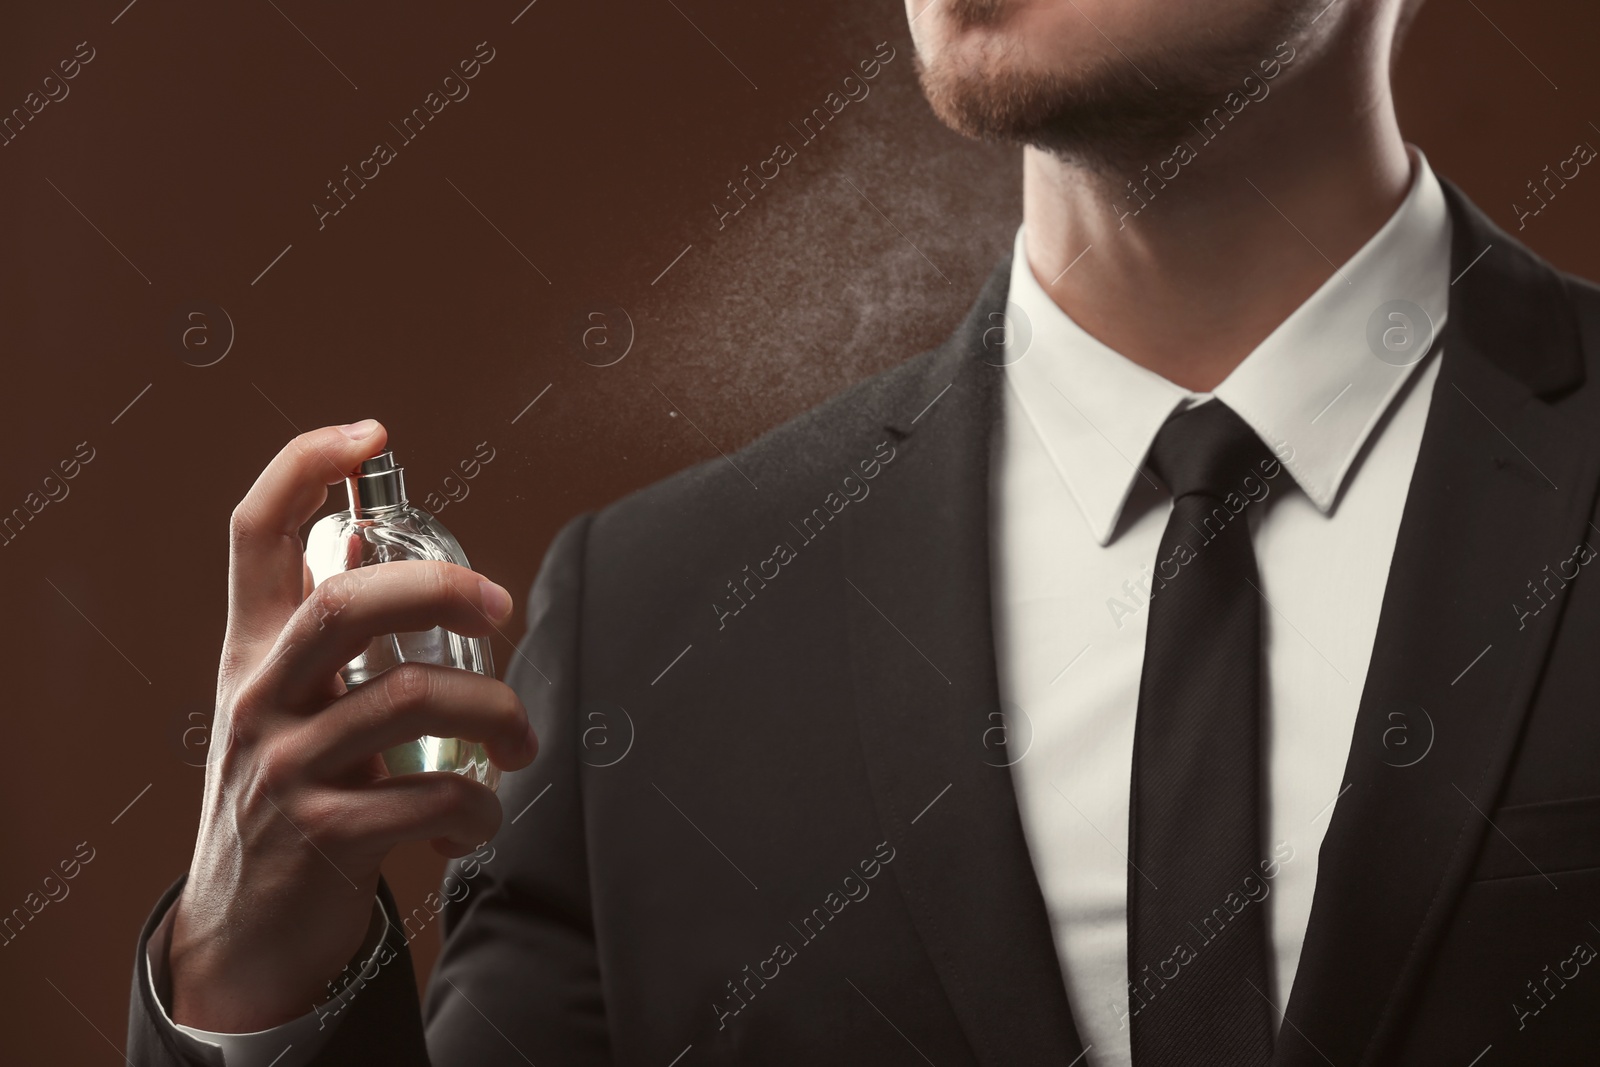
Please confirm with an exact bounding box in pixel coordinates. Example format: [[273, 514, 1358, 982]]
[[305, 450, 500, 791]]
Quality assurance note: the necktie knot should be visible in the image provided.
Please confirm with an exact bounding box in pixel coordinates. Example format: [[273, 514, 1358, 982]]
[[1147, 400, 1273, 502]]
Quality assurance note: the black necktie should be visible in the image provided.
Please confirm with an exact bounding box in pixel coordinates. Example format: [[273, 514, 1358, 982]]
[[1127, 400, 1276, 1066]]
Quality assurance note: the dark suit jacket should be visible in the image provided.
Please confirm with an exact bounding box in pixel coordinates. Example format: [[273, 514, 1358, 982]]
[[130, 182, 1600, 1065]]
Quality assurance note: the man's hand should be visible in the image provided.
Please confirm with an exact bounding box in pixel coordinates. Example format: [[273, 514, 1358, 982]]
[[166, 420, 538, 1032]]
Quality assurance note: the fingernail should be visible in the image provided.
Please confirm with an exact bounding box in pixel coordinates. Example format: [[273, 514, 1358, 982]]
[[338, 419, 379, 440], [479, 580, 512, 620]]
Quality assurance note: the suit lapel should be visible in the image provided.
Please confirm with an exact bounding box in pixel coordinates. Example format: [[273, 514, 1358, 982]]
[[1274, 184, 1597, 1065], [842, 257, 1089, 1065]]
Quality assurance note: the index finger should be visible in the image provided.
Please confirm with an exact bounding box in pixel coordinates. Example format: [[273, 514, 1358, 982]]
[[227, 420, 389, 651]]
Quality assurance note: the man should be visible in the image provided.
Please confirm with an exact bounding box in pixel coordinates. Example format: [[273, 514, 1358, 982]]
[[130, 0, 1600, 1063]]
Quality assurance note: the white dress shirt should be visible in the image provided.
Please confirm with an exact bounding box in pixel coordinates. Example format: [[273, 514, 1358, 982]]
[[991, 146, 1450, 1066], [148, 147, 1452, 1066]]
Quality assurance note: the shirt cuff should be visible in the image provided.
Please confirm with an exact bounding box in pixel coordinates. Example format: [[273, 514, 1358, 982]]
[[143, 890, 392, 1067]]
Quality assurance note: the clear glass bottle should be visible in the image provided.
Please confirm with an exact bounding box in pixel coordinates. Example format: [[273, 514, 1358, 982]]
[[305, 451, 500, 791]]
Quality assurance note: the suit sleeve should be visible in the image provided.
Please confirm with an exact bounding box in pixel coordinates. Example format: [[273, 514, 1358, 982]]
[[126, 876, 428, 1067], [127, 513, 606, 1067]]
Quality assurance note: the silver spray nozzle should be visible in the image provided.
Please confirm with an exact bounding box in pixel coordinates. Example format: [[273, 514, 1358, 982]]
[[347, 450, 407, 512]]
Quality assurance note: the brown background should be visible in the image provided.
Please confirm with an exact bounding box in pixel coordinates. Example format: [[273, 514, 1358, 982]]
[[0, 0, 1595, 1061]]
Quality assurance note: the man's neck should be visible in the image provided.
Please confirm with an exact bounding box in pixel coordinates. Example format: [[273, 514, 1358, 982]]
[[1020, 44, 1412, 393]]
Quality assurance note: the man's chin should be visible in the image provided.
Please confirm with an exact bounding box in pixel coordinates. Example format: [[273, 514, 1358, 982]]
[[915, 52, 1183, 166], [914, 0, 1319, 165]]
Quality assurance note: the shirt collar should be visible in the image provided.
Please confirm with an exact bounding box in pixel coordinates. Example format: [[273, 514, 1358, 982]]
[[1003, 145, 1452, 546]]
